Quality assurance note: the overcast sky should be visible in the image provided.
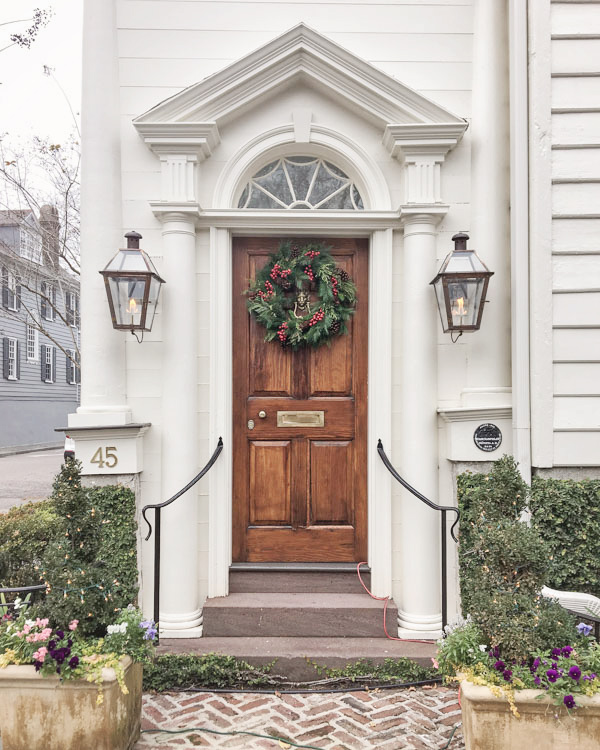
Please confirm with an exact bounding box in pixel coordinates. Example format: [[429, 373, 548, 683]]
[[0, 1, 83, 144]]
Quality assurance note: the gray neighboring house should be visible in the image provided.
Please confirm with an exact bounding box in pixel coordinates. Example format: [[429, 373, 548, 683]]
[[0, 207, 80, 453]]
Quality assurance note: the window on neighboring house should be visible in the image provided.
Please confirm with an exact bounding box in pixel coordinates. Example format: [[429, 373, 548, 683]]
[[66, 291, 80, 327], [26, 324, 39, 362], [19, 228, 42, 264], [1, 266, 20, 312], [41, 344, 56, 383], [238, 157, 365, 210], [3, 337, 20, 380], [40, 281, 56, 321], [66, 348, 80, 385]]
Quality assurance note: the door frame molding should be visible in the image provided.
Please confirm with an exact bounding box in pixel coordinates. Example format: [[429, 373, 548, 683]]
[[208, 223, 393, 598]]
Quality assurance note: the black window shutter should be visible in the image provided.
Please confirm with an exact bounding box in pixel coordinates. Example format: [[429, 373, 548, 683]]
[[52, 347, 56, 383], [76, 351, 81, 384], [41, 282, 47, 320], [40, 345, 46, 381], [1, 268, 8, 310], [2, 338, 8, 380], [16, 281, 21, 311], [16, 341, 20, 380], [66, 351, 71, 383]]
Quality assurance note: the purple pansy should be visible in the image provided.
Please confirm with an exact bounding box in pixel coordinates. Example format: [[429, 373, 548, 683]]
[[564, 695, 576, 709], [569, 665, 581, 681], [503, 670, 513, 682], [494, 660, 506, 672], [551, 648, 562, 658], [546, 669, 559, 683], [562, 646, 574, 657], [577, 623, 593, 637]]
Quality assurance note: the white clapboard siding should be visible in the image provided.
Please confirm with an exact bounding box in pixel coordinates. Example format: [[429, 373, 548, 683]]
[[554, 363, 600, 394], [553, 255, 600, 289], [554, 431, 600, 466], [553, 292, 600, 326], [118, 1, 473, 33], [553, 112, 600, 145], [554, 397, 600, 430], [552, 218, 600, 252], [552, 76, 600, 109], [552, 39, 600, 74], [552, 148, 600, 180], [552, 2, 600, 36], [552, 182, 600, 215], [554, 328, 600, 361]]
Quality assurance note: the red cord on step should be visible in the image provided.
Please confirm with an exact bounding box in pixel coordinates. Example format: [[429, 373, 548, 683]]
[[356, 562, 435, 645]]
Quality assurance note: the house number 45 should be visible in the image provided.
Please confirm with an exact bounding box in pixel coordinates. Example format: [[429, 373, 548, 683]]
[[90, 446, 118, 469]]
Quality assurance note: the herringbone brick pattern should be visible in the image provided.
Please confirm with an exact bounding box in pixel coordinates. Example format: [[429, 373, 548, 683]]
[[135, 686, 464, 749]]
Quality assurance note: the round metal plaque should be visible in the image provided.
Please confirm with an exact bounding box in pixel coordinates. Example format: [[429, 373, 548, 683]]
[[473, 423, 502, 453]]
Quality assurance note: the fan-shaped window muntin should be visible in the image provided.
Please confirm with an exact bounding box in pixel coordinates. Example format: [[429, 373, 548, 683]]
[[238, 157, 364, 210]]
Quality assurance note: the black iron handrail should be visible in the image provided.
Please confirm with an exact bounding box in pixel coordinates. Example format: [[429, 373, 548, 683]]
[[377, 439, 460, 631], [141, 437, 223, 629]]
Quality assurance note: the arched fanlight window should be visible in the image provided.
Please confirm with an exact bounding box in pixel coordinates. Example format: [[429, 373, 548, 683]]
[[238, 157, 364, 210]]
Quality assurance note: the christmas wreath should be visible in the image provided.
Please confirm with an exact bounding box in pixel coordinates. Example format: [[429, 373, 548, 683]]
[[245, 240, 357, 350]]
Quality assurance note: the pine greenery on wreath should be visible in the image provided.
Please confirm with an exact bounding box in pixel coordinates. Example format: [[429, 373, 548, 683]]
[[245, 240, 357, 350]]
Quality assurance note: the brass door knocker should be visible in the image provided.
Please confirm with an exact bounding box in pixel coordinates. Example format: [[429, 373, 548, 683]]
[[293, 290, 311, 319]]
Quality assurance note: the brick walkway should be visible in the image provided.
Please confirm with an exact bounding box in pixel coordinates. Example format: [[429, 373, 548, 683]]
[[135, 685, 464, 749]]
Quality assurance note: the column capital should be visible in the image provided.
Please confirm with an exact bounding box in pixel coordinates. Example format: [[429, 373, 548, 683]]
[[150, 203, 200, 226], [400, 205, 448, 229]]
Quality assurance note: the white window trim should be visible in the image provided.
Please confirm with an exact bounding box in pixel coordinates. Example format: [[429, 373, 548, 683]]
[[19, 228, 42, 264], [44, 345, 55, 383], [7, 337, 17, 380], [67, 348, 77, 385], [43, 284, 57, 322], [67, 292, 79, 328], [26, 324, 39, 362], [6, 273, 17, 312]]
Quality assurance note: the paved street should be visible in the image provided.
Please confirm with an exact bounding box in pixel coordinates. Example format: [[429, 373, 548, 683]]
[[0, 448, 63, 512], [136, 686, 463, 749]]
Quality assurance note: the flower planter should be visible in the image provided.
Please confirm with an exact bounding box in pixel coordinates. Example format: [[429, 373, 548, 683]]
[[461, 679, 600, 750], [0, 656, 142, 750]]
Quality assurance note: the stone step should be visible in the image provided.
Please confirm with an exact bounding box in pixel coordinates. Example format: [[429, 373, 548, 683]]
[[158, 636, 435, 682], [229, 563, 371, 594], [202, 592, 398, 638]]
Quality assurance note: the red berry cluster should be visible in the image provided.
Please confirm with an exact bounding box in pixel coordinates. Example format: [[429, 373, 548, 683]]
[[308, 308, 325, 327], [277, 321, 288, 342], [331, 275, 339, 298], [258, 279, 275, 300], [305, 265, 314, 282], [270, 263, 292, 280], [304, 250, 321, 259]]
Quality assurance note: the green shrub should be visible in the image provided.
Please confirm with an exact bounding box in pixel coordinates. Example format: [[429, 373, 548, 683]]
[[0, 500, 59, 589], [531, 476, 600, 597], [457, 456, 577, 661], [143, 653, 274, 692]]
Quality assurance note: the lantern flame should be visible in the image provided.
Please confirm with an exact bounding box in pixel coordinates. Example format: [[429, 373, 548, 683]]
[[453, 297, 467, 317], [128, 298, 138, 315]]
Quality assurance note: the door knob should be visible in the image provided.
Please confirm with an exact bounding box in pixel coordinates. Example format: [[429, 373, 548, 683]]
[[258, 410, 267, 419]]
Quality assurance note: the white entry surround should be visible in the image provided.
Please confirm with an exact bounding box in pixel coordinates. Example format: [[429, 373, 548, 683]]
[[126, 24, 468, 637]]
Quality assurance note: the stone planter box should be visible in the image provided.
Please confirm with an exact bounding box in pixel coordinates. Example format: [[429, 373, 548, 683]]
[[461, 679, 600, 750], [0, 656, 142, 750]]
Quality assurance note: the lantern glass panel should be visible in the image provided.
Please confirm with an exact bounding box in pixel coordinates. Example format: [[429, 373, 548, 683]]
[[144, 275, 162, 331], [103, 248, 149, 273], [108, 276, 147, 328], [447, 279, 484, 329]]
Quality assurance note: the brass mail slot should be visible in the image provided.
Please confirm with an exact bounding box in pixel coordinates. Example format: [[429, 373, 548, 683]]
[[277, 410, 325, 428]]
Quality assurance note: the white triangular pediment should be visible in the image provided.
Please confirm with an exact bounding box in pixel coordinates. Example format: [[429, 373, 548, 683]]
[[133, 23, 467, 159]]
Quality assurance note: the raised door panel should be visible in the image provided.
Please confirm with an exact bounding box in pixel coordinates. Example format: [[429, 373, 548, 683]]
[[309, 440, 353, 525], [249, 441, 291, 525]]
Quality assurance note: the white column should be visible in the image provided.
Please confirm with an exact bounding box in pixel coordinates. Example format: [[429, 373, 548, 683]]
[[398, 214, 441, 636], [158, 213, 201, 633], [467, 0, 511, 407], [71, 0, 130, 427]]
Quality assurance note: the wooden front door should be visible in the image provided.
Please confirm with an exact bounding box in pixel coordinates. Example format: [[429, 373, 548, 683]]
[[232, 237, 368, 562]]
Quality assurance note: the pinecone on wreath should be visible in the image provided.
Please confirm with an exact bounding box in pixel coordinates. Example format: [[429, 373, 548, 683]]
[[329, 320, 341, 335], [338, 268, 350, 282], [282, 280, 292, 291], [301, 322, 311, 333], [291, 245, 301, 259]]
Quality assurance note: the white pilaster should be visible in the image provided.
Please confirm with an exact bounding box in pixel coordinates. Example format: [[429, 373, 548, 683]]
[[157, 212, 201, 632], [467, 0, 512, 408], [368, 229, 393, 597], [208, 227, 232, 598], [398, 214, 442, 636], [71, 0, 130, 427]]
